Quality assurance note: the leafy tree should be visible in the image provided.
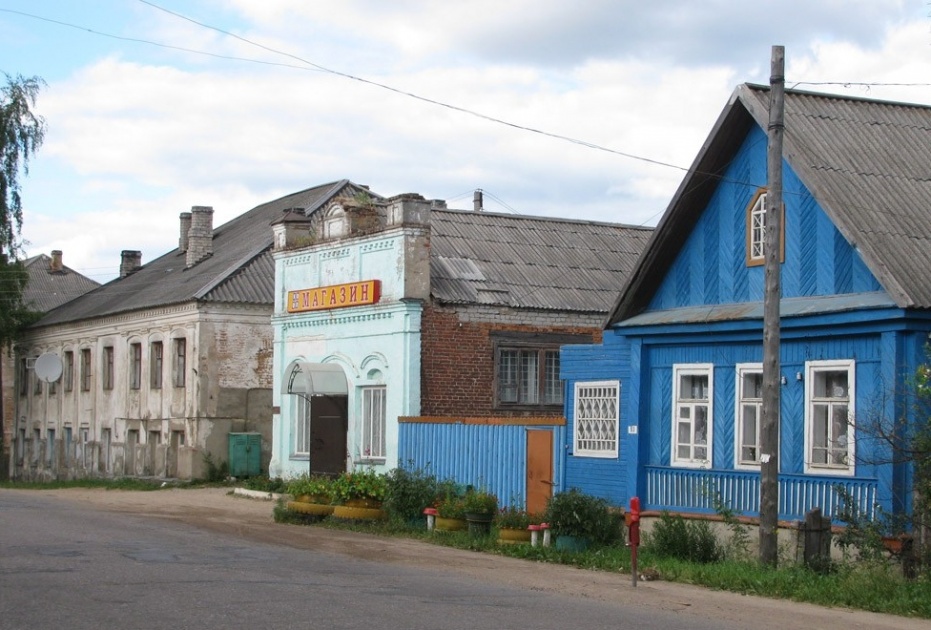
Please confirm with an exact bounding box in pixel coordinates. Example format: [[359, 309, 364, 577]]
[[0, 73, 46, 347]]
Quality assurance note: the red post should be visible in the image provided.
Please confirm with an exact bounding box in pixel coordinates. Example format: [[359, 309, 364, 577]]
[[629, 497, 641, 587]]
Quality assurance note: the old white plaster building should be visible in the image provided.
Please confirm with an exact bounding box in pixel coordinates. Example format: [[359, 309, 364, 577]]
[[13, 181, 367, 480], [1, 251, 99, 479]]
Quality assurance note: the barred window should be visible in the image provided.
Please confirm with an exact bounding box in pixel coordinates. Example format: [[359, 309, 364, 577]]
[[574, 381, 620, 458], [497, 347, 562, 408]]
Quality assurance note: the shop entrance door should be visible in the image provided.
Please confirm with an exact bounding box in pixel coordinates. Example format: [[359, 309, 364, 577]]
[[309, 395, 348, 476]]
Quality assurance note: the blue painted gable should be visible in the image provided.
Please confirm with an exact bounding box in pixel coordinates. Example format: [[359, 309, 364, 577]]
[[648, 126, 882, 312]]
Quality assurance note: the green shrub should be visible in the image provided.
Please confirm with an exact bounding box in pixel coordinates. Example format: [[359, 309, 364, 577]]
[[545, 489, 621, 545], [647, 511, 722, 563], [383, 464, 439, 523]]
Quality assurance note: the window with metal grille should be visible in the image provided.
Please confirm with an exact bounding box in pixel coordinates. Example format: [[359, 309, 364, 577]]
[[292, 395, 310, 457], [672, 364, 713, 467], [805, 360, 855, 475], [129, 343, 142, 390], [362, 386, 387, 460], [574, 381, 620, 457], [735, 364, 763, 468], [496, 347, 562, 408]]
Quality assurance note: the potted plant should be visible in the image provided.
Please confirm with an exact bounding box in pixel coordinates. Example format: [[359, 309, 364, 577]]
[[463, 489, 498, 536], [495, 504, 536, 544], [433, 482, 468, 531], [331, 469, 387, 507], [331, 469, 388, 521], [545, 488, 612, 552], [285, 474, 335, 518], [287, 474, 334, 504]]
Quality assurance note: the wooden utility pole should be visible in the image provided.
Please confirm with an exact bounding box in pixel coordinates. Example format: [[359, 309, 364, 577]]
[[759, 45, 785, 567]]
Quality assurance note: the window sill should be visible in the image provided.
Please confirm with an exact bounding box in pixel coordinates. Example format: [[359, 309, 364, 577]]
[[356, 457, 386, 466]]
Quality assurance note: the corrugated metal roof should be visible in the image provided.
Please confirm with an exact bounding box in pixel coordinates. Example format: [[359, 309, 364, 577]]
[[35, 180, 362, 326], [22, 254, 100, 313], [33, 183, 653, 328], [430, 209, 652, 313], [608, 84, 931, 325]]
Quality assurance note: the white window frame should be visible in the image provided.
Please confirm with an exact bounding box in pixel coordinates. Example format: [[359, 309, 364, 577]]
[[291, 395, 311, 458], [804, 360, 855, 476], [734, 363, 763, 469], [361, 386, 387, 462], [748, 192, 767, 262], [574, 380, 620, 458], [672, 364, 713, 468]]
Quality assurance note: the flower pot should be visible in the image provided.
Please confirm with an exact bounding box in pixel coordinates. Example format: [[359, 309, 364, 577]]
[[465, 512, 494, 537], [554, 534, 590, 553], [344, 498, 382, 509], [294, 494, 329, 504], [434, 517, 468, 532], [331, 505, 386, 521], [497, 528, 532, 544], [286, 501, 335, 517]]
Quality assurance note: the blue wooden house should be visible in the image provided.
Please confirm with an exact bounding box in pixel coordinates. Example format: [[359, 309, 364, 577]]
[[561, 84, 931, 524]]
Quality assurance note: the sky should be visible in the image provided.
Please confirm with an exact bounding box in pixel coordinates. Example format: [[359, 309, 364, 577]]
[[1, 0, 930, 283]]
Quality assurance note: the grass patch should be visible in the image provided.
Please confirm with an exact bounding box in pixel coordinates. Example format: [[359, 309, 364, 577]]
[[277, 506, 931, 619]]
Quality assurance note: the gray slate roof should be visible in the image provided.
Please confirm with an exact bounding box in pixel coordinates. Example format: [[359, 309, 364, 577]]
[[36, 180, 363, 327], [430, 209, 652, 313], [22, 254, 100, 313], [34, 180, 652, 328], [608, 83, 931, 325]]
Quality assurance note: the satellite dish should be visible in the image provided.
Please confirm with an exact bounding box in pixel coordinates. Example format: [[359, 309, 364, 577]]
[[34, 352, 63, 383]]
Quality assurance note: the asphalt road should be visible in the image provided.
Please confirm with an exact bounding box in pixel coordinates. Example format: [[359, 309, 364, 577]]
[[0, 490, 740, 630]]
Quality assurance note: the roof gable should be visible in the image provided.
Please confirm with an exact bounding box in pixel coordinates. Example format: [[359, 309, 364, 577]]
[[607, 84, 931, 326]]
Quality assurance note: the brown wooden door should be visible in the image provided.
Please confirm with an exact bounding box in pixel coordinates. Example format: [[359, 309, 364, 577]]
[[310, 395, 348, 476], [526, 429, 554, 515]]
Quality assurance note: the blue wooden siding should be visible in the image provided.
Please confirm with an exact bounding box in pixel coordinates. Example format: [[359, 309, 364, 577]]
[[559, 338, 631, 507], [397, 421, 565, 508], [648, 126, 881, 312]]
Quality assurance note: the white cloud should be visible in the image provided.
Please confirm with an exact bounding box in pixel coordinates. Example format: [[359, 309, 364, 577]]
[[15, 1, 931, 283]]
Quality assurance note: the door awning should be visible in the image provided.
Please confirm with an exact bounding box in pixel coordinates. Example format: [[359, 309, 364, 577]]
[[283, 360, 348, 396]]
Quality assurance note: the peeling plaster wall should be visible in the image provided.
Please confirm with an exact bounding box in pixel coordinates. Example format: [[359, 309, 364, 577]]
[[12, 302, 274, 481]]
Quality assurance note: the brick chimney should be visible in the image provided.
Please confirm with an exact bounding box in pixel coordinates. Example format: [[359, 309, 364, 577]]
[[49, 250, 63, 272], [179, 212, 192, 252], [473, 189, 483, 212], [120, 250, 142, 278], [185, 206, 214, 268]]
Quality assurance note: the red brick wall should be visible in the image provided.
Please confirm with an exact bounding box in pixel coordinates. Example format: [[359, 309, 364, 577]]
[[420, 304, 603, 417]]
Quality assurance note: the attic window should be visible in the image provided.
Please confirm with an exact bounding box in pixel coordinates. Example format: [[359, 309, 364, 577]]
[[746, 189, 784, 267]]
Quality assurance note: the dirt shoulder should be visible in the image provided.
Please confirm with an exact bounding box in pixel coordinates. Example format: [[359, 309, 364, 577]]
[[9, 486, 927, 630]]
